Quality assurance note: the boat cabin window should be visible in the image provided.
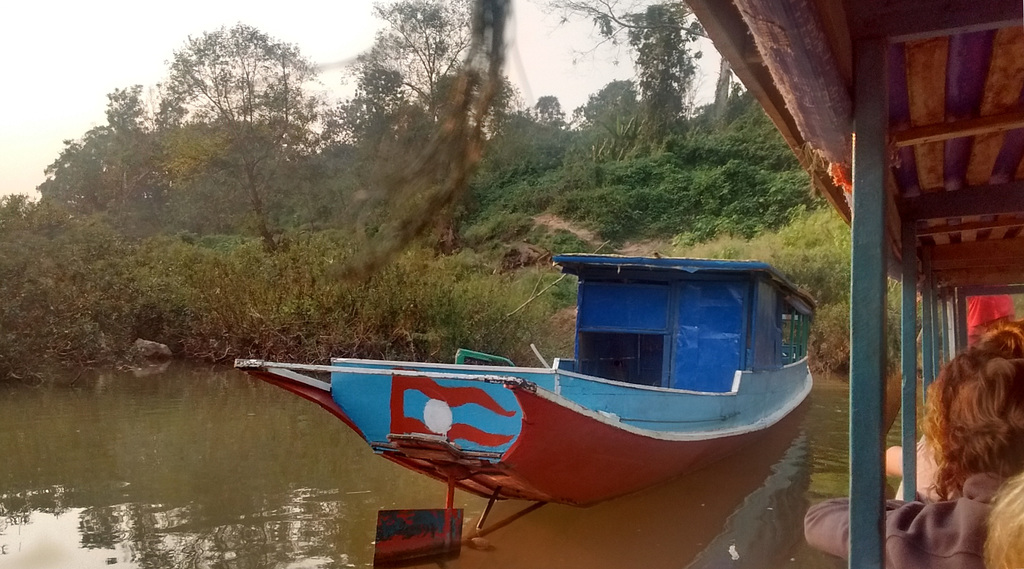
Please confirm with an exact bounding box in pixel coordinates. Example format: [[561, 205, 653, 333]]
[[782, 305, 810, 364], [750, 281, 812, 370], [578, 332, 664, 386]]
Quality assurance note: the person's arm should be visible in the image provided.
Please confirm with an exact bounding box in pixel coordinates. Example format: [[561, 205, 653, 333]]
[[886, 445, 904, 476], [804, 499, 852, 558], [805, 499, 908, 559]]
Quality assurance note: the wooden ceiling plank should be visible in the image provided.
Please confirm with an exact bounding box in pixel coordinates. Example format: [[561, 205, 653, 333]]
[[905, 38, 947, 192], [904, 180, 1024, 220], [905, 38, 948, 126], [850, 0, 1022, 42], [967, 27, 1022, 189], [915, 143, 946, 192], [966, 132, 1005, 186], [959, 215, 980, 242], [980, 27, 1024, 115], [990, 227, 1010, 240], [893, 111, 1024, 147]]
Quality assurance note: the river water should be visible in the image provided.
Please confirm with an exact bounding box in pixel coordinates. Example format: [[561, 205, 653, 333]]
[[0, 364, 857, 569]]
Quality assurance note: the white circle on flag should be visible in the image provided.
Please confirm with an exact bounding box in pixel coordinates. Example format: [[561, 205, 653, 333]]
[[423, 399, 453, 435]]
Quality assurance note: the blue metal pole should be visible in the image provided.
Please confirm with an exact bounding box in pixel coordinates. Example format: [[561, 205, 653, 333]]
[[849, 37, 889, 569], [900, 220, 918, 502], [921, 248, 935, 399], [940, 291, 950, 364], [933, 283, 943, 372], [955, 289, 968, 353]]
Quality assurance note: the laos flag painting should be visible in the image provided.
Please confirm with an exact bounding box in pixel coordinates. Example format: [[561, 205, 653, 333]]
[[331, 370, 523, 454]]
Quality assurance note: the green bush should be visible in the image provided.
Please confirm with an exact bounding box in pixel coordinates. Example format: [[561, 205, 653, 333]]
[[0, 212, 571, 379], [464, 99, 815, 248]]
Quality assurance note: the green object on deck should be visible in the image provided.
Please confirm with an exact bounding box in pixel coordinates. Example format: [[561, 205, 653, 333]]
[[455, 349, 514, 366]]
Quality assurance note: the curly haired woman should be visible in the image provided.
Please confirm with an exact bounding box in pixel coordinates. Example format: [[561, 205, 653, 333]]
[[805, 351, 1024, 569], [885, 318, 1024, 501]]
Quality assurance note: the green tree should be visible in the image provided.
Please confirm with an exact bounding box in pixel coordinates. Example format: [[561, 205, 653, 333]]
[[39, 86, 166, 228], [532, 95, 567, 128], [573, 80, 640, 131], [39, 129, 113, 214], [625, 3, 702, 134], [165, 24, 322, 250], [334, 63, 408, 147], [572, 80, 643, 160], [357, 0, 473, 118], [548, 1, 703, 136]]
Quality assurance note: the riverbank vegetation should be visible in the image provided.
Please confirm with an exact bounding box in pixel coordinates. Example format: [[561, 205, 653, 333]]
[[1, 1, 870, 381]]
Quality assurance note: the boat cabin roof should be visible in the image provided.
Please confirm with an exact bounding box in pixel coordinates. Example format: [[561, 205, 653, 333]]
[[554, 254, 815, 314], [554, 254, 813, 390]]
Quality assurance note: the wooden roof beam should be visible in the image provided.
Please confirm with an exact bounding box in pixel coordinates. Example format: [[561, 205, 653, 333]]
[[851, 0, 1022, 42], [929, 237, 1024, 270], [902, 180, 1024, 220], [933, 267, 1024, 287], [955, 284, 1024, 296], [893, 109, 1024, 147], [916, 217, 1024, 237]]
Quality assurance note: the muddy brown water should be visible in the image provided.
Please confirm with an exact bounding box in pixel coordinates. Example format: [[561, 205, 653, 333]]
[[0, 364, 856, 569]]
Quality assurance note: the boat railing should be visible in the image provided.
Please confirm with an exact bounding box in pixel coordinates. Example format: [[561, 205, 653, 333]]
[[236, 359, 537, 386]]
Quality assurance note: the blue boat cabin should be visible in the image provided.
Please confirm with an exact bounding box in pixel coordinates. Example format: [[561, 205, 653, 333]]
[[554, 256, 814, 393]]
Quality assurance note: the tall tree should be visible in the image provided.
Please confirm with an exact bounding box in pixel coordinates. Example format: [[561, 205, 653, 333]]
[[547, 1, 704, 135], [355, 0, 473, 118], [532, 95, 567, 128], [165, 24, 321, 250], [332, 61, 411, 150], [625, 3, 701, 134], [39, 85, 166, 224], [573, 79, 639, 131], [572, 80, 643, 160]]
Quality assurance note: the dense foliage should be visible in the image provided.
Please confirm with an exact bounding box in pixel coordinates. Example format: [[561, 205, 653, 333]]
[[3, 2, 856, 380], [0, 196, 574, 380], [467, 93, 815, 244]]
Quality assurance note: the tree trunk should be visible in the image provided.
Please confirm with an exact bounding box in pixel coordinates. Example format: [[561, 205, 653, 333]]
[[713, 56, 733, 121], [435, 214, 460, 255], [244, 165, 277, 252]]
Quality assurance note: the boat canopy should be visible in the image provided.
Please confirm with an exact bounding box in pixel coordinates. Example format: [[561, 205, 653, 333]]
[[554, 255, 814, 393]]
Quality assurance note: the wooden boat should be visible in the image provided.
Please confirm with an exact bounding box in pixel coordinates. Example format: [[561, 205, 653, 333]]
[[236, 255, 814, 508]]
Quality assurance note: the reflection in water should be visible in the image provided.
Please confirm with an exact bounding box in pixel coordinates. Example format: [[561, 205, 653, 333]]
[[684, 431, 809, 569], [0, 366, 852, 568]]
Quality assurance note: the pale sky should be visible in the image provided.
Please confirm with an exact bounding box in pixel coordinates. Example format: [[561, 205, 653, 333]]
[[0, 0, 718, 198]]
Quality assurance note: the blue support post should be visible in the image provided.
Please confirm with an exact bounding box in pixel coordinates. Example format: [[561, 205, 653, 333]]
[[940, 291, 950, 364], [934, 291, 942, 364], [849, 37, 889, 569], [900, 220, 918, 502], [955, 289, 968, 353], [921, 248, 935, 398]]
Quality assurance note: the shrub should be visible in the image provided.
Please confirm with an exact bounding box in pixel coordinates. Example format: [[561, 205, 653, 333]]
[[0, 219, 571, 379]]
